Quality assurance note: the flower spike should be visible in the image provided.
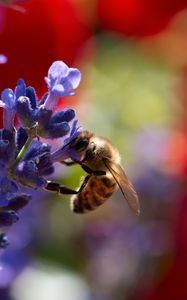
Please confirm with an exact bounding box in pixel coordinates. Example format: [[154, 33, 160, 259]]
[[0, 60, 83, 245]]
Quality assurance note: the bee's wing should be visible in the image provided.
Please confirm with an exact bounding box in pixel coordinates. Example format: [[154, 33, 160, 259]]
[[103, 158, 140, 216]]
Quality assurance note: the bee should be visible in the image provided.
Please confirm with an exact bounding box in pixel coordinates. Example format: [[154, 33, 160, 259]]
[[46, 131, 140, 216]]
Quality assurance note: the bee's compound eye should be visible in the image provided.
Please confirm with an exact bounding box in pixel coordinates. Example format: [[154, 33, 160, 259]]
[[74, 139, 89, 151]]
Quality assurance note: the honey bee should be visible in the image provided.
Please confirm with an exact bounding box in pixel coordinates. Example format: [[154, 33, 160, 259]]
[[46, 131, 140, 216]]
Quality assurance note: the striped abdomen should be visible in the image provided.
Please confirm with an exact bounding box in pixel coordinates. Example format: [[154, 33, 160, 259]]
[[71, 175, 117, 213]]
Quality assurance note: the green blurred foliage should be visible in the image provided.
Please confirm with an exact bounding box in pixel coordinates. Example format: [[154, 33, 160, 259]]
[[82, 36, 173, 152]]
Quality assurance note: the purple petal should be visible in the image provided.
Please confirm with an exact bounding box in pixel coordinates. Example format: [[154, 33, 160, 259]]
[[44, 76, 51, 89], [46, 61, 69, 89], [0, 100, 6, 109], [67, 68, 81, 89], [51, 84, 65, 94], [49, 61, 69, 78], [44, 61, 81, 110], [64, 120, 82, 145]]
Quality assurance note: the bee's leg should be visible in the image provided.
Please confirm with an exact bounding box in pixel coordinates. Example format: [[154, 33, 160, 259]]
[[80, 164, 106, 176], [61, 160, 106, 176], [76, 174, 91, 193], [45, 182, 78, 194], [93, 170, 106, 176], [60, 161, 77, 166], [61, 160, 106, 177], [45, 175, 91, 195]]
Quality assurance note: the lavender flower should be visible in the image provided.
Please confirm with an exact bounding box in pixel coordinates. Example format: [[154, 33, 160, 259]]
[[0, 60, 82, 247], [44, 60, 81, 110], [15, 66, 78, 139]]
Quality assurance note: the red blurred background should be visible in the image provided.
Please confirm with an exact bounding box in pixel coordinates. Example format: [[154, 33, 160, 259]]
[[1, 1, 187, 299]]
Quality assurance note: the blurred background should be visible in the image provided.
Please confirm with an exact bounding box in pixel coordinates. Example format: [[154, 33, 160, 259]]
[[1, 0, 187, 299]]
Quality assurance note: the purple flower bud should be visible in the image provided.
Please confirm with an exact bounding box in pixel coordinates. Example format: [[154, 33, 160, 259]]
[[0, 233, 9, 248], [15, 79, 26, 99], [0, 211, 19, 226], [26, 86, 37, 109], [15, 160, 47, 188], [7, 194, 31, 211], [17, 160, 37, 176], [36, 107, 75, 139], [0, 129, 16, 165], [36, 106, 53, 128], [16, 96, 35, 127], [0, 88, 15, 130], [45, 122, 70, 139], [24, 140, 50, 161], [15, 140, 54, 188], [16, 127, 28, 152], [0, 140, 9, 153], [49, 109, 75, 124], [0, 178, 18, 194]]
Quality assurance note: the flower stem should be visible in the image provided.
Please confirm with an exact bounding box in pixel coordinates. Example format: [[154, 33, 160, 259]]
[[9, 135, 33, 174]]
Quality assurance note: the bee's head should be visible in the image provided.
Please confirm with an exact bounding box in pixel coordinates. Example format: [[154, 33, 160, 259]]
[[70, 131, 92, 156]]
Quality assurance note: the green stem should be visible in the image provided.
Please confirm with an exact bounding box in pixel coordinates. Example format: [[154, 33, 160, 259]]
[[9, 135, 33, 174]]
